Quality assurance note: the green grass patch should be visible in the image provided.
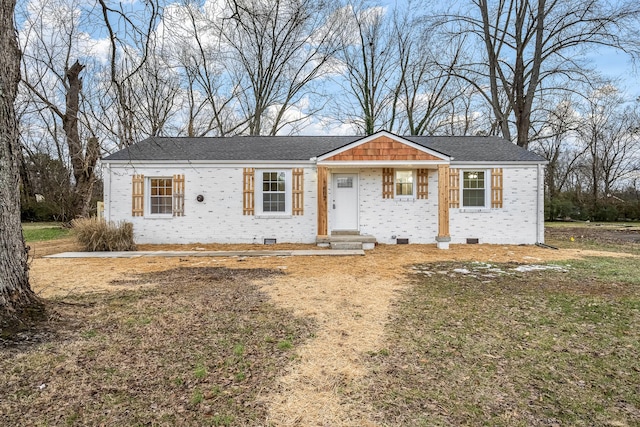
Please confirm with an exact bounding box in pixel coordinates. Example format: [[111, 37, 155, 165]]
[[22, 223, 70, 242], [193, 363, 207, 380], [360, 259, 640, 426], [559, 257, 640, 286], [277, 339, 293, 350], [190, 389, 204, 405]]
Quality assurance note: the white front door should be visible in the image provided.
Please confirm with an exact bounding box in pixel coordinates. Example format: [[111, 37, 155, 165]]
[[332, 173, 359, 231]]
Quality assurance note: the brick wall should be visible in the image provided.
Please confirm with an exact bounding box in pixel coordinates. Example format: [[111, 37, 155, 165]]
[[448, 166, 540, 244], [105, 163, 542, 245], [105, 164, 317, 244]]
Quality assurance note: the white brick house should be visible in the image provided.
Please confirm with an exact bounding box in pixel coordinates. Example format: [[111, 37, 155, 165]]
[[102, 131, 546, 249]]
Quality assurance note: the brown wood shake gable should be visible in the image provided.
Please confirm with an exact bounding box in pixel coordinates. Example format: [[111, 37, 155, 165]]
[[324, 136, 443, 161]]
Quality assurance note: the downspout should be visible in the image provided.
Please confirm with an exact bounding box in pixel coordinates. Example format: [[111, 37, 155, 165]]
[[536, 163, 542, 244], [105, 162, 111, 221]]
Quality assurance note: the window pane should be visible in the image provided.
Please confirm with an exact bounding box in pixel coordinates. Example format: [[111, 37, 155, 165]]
[[395, 170, 414, 196], [262, 171, 287, 212], [337, 177, 352, 188], [149, 178, 173, 214], [463, 189, 485, 207], [462, 171, 485, 207]]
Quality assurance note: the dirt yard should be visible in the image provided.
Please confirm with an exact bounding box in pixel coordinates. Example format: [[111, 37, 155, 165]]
[[26, 236, 638, 426]]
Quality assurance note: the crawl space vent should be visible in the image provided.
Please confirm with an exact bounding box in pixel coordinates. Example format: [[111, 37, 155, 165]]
[[263, 238, 277, 245], [396, 238, 409, 245], [466, 238, 479, 244]]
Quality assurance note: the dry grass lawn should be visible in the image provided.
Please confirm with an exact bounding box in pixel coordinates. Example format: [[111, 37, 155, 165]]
[[2, 230, 638, 425]]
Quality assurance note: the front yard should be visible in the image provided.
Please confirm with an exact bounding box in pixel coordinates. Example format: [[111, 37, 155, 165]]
[[2, 224, 639, 425], [358, 257, 640, 426]]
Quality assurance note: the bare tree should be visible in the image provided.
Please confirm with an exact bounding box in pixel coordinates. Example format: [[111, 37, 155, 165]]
[[22, 3, 100, 217], [221, 0, 342, 135], [129, 47, 180, 138], [531, 97, 589, 218], [535, 100, 580, 197], [0, 0, 44, 335], [387, 4, 469, 136], [96, 0, 160, 147], [163, 1, 245, 137], [429, 0, 640, 148], [333, 2, 400, 135], [578, 85, 640, 208], [19, 0, 161, 216]]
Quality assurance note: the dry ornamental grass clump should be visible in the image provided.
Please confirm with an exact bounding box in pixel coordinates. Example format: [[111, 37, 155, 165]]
[[71, 218, 136, 252]]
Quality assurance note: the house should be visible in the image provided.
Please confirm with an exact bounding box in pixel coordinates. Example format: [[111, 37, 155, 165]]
[[102, 130, 546, 249]]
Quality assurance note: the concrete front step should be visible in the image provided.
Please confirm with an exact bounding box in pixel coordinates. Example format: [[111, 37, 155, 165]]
[[330, 241, 363, 250], [316, 234, 377, 250], [330, 230, 361, 236]]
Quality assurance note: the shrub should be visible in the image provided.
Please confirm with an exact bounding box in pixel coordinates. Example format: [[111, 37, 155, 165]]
[[593, 205, 619, 222], [21, 200, 62, 222], [71, 218, 137, 252], [545, 196, 578, 220]]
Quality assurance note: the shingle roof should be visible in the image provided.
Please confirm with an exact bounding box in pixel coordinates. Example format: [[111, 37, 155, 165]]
[[103, 135, 546, 163]]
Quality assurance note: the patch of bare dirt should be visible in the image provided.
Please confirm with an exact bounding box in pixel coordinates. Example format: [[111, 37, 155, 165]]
[[546, 225, 640, 244], [26, 238, 639, 426]]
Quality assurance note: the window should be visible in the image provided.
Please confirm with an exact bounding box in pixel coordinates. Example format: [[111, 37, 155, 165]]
[[462, 171, 485, 207], [395, 170, 414, 197], [337, 177, 353, 188], [262, 171, 287, 213], [150, 178, 173, 214]]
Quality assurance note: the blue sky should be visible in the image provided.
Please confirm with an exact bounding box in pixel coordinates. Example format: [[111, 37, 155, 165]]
[[586, 47, 639, 98]]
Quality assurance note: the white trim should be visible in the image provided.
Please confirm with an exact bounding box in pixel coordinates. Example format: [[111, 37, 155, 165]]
[[145, 176, 174, 218], [104, 160, 314, 167], [317, 160, 447, 167], [460, 169, 490, 209], [105, 159, 545, 168], [394, 169, 416, 199], [459, 208, 491, 213], [452, 161, 547, 166], [536, 163, 545, 243], [317, 130, 451, 162], [256, 169, 292, 216]]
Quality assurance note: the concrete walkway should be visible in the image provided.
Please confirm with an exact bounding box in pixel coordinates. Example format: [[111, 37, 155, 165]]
[[44, 249, 365, 258]]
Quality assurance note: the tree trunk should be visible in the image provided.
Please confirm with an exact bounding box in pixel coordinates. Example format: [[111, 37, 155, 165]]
[[63, 61, 99, 218], [0, 0, 44, 335]]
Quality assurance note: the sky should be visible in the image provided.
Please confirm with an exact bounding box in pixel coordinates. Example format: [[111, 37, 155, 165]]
[[585, 47, 639, 98]]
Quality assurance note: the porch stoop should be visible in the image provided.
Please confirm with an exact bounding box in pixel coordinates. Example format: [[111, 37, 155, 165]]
[[316, 234, 377, 250]]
